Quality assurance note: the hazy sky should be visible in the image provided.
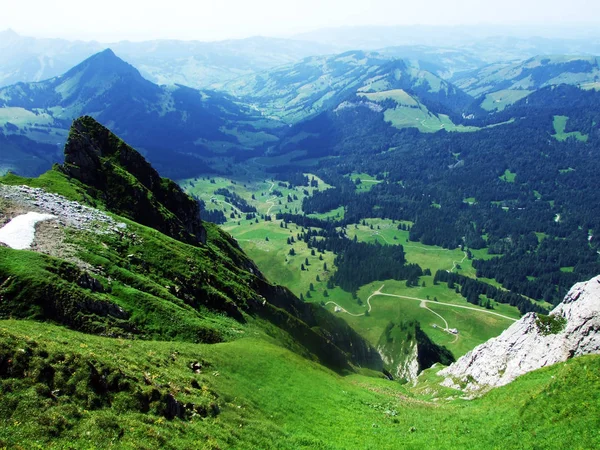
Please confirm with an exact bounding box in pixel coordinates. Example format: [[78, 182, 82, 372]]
[[3, 0, 599, 42]]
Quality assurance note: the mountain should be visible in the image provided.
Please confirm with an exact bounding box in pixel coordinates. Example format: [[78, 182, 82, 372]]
[[294, 25, 600, 60], [0, 116, 381, 371], [0, 30, 335, 89], [0, 29, 103, 87], [223, 50, 474, 124], [439, 274, 600, 391], [376, 46, 486, 79], [454, 55, 600, 111], [0, 117, 598, 449], [0, 49, 282, 178]]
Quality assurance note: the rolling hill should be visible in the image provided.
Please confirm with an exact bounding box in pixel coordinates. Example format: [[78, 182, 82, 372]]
[[223, 50, 475, 125], [454, 55, 600, 111]]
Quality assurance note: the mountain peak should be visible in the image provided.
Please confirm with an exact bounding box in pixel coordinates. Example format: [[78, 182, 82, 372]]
[[63, 48, 143, 80], [62, 116, 207, 245]]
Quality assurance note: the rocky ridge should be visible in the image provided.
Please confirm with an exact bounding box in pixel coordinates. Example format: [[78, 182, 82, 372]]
[[61, 116, 206, 245], [439, 275, 600, 391]]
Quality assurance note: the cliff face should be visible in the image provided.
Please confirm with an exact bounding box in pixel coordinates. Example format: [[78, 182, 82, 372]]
[[439, 275, 600, 391], [62, 116, 206, 245], [377, 320, 454, 381]]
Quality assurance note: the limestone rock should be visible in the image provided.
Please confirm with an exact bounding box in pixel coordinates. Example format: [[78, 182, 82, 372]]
[[439, 275, 600, 391]]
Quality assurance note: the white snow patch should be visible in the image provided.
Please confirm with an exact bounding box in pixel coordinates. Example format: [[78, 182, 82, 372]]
[[0, 212, 56, 249]]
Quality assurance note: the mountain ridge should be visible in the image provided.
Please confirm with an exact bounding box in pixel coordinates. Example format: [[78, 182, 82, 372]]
[[0, 49, 283, 178], [0, 116, 382, 372]]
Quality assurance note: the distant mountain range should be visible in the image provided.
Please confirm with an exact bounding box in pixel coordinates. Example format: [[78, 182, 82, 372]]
[[0, 29, 336, 89], [222, 50, 473, 124], [454, 55, 600, 111], [0, 49, 283, 177], [4, 26, 600, 93], [293, 24, 600, 56], [2, 41, 600, 178]]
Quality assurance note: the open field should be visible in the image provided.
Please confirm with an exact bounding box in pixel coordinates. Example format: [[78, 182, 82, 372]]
[[480, 89, 533, 111], [552, 115, 588, 142], [347, 172, 383, 192]]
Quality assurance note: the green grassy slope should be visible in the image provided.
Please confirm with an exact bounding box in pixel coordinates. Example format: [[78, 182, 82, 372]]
[[0, 319, 597, 449]]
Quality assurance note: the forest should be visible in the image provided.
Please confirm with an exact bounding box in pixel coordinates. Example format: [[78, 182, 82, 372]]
[[265, 85, 600, 305]]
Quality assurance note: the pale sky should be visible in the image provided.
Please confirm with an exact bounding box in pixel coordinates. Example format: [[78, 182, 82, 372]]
[[2, 0, 600, 42]]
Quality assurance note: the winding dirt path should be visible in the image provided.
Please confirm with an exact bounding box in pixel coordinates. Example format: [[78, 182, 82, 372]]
[[449, 251, 468, 273], [420, 300, 448, 330], [375, 289, 517, 322], [327, 284, 517, 325], [264, 181, 278, 216], [324, 284, 384, 317]]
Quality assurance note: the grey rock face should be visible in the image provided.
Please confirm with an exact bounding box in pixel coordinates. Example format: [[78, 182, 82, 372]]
[[439, 275, 600, 390]]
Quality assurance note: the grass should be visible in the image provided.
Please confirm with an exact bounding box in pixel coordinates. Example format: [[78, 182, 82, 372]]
[[1, 319, 598, 449], [209, 213, 515, 361], [347, 172, 382, 192], [480, 89, 533, 111], [180, 174, 331, 220], [358, 89, 419, 106], [325, 279, 518, 359], [222, 219, 339, 302], [499, 169, 516, 183], [307, 206, 345, 220], [552, 115, 588, 142]]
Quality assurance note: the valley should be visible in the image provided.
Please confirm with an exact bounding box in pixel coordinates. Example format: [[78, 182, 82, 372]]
[[0, 23, 600, 448]]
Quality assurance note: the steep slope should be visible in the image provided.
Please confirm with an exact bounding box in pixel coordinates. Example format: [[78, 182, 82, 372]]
[[222, 50, 474, 124], [61, 116, 206, 245], [439, 274, 600, 391], [0, 116, 381, 373], [455, 55, 600, 111], [0, 49, 282, 178]]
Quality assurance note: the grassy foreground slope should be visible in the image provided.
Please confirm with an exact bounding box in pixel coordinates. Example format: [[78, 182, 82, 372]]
[[0, 319, 598, 449]]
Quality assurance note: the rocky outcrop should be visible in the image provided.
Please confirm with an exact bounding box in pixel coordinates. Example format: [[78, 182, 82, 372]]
[[377, 320, 454, 382], [439, 275, 600, 391], [62, 116, 206, 245]]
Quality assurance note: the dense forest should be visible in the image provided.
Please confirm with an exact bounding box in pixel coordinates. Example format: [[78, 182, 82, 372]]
[[267, 85, 600, 304]]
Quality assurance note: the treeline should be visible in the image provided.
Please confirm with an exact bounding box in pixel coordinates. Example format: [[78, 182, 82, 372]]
[[472, 233, 600, 305], [305, 233, 422, 292], [213, 188, 257, 213], [433, 270, 548, 315]]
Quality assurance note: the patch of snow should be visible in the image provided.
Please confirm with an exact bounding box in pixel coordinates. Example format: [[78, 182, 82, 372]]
[[0, 212, 56, 249]]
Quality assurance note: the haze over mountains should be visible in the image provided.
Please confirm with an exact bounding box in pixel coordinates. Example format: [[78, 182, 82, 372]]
[[4, 25, 600, 90], [0, 29, 335, 89]]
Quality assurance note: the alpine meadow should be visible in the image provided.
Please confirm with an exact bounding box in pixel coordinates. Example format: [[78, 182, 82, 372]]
[[0, 5, 599, 449]]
